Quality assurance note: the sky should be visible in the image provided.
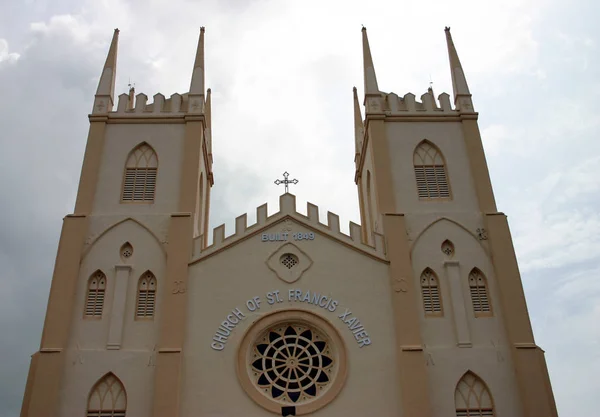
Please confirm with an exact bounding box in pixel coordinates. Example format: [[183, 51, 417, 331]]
[[0, 0, 599, 415]]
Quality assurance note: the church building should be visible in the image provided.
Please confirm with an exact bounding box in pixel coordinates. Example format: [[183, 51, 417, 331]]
[[20, 27, 558, 417]]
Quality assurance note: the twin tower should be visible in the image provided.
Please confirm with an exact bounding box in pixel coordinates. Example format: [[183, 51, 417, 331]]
[[20, 27, 558, 417]]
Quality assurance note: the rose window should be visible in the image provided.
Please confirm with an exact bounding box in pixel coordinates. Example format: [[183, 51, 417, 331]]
[[251, 323, 334, 405], [238, 312, 346, 415]]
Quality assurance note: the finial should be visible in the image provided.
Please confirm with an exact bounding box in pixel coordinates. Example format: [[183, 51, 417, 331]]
[[200, 26, 205, 33], [445, 26, 451, 32]]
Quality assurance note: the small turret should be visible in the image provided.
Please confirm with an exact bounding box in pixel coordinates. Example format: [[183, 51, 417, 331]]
[[444, 27, 474, 112], [92, 29, 119, 114]]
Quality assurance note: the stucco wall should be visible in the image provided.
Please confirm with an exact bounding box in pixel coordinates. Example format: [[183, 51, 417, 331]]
[[58, 219, 166, 417], [93, 124, 185, 214], [385, 121, 479, 214], [182, 220, 399, 417]]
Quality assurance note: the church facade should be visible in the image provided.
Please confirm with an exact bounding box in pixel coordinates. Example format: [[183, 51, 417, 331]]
[[20, 27, 558, 417]]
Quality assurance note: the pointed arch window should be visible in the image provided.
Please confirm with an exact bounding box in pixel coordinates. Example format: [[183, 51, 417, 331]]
[[413, 140, 450, 199], [87, 372, 127, 417], [135, 271, 157, 319], [121, 143, 158, 203], [85, 271, 106, 318], [469, 269, 492, 317], [455, 371, 495, 416], [420, 268, 443, 316]]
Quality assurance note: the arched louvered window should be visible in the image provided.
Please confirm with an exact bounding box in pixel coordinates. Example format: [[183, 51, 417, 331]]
[[455, 371, 495, 416], [135, 271, 157, 319], [469, 269, 492, 317], [413, 140, 450, 199], [87, 372, 127, 417], [420, 268, 443, 316], [121, 143, 158, 203], [84, 271, 106, 318]]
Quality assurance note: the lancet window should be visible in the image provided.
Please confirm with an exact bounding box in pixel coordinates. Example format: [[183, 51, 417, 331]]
[[84, 270, 106, 318], [455, 371, 495, 416], [87, 373, 127, 417], [121, 143, 158, 203], [135, 271, 157, 319], [413, 140, 450, 199], [420, 268, 443, 316], [469, 268, 492, 317]]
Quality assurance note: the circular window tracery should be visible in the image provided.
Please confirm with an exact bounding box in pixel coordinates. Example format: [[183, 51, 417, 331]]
[[237, 310, 347, 415], [252, 323, 334, 404]]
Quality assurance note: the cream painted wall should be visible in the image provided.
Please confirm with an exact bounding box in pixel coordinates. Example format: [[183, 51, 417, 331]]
[[385, 121, 479, 214], [93, 124, 185, 214], [411, 217, 523, 417], [182, 220, 400, 417], [58, 219, 166, 416]]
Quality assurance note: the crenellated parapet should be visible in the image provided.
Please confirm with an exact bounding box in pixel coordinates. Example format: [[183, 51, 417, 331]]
[[191, 194, 386, 262], [382, 90, 456, 115], [106, 92, 204, 117]]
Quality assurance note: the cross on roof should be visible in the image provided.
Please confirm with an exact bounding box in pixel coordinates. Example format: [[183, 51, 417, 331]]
[[274, 172, 298, 194]]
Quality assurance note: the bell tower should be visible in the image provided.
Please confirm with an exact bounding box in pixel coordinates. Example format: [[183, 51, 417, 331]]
[[20, 28, 215, 417], [354, 27, 558, 417]]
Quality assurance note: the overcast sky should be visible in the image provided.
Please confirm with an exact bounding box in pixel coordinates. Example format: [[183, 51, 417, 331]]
[[1, 0, 599, 415]]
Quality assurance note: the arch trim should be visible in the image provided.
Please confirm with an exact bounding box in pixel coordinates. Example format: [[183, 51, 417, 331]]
[[82, 217, 166, 259]]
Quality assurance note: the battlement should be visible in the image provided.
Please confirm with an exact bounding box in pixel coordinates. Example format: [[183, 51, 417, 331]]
[[103, 92, 203, 117], [191, 194, 386, 262], [381, 90, 457, 115]]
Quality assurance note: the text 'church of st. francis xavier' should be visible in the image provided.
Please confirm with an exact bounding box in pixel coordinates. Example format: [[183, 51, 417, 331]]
[[19, 27, 558, 417]]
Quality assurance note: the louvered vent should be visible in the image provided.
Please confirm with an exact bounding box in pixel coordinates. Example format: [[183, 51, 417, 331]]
[[122, 168, 157, 202], [456, 410, 494, 417], [85, 271, 106, 318], [86, 412, 126, 417], [136, 272, 157, 319], [413, 140, 451, 199], [469, 269, 492, 317], [414, 165, 450, 198], [421, 269, 443, 316]]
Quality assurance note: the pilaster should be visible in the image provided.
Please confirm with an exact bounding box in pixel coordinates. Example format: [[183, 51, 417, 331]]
[[151, 213, 193, 417], [74, 121, 107, 214], [485, 213, 558, 417], [460, 119, 497, 213], [106, 264, 132, 349], [444, 260, 472, 347], [383, 214, 432, 417], [23, 214, 89, 416]]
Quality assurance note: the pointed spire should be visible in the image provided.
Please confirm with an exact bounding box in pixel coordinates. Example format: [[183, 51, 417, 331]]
[[190, 27, 205, 95], [353, 87, 364, 156], [361, 27, 379, 95], [444, 27, 473, 110], [93, 29, 119, 113]]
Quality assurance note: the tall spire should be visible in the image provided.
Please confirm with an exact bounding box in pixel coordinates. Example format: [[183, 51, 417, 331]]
[[361, 27, 379, 95], [353, 87, 364, 157], [93, 29, 119, 113], [190, 27, 205, 95], [444, 27, 473, 111]]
